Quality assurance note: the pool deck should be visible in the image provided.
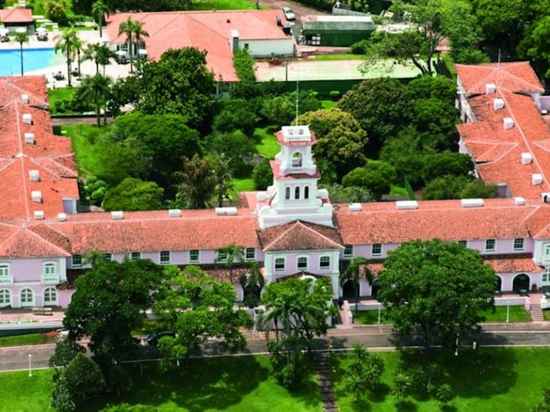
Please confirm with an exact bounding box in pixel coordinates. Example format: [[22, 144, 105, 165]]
[[0, 30, 132, 87]]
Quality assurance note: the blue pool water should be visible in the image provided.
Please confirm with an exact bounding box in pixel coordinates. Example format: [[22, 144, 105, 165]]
[[0, 48, 57, 76]]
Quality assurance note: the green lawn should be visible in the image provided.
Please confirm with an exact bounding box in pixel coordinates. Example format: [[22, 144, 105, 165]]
[[321, 100, 336, 109], [47, 87, 77, 115], [543, 310, 550, 321], [333, 348, 550, 412], [190, 0, 257, 10], [0, 333, 54, 348], [481, 306, 531, 323], [0, 356, 322, 412], [254, 127, 279, 159], [232, 177, 256, 194], [61, 124, 108, 178], [312, 54, 368, 61]]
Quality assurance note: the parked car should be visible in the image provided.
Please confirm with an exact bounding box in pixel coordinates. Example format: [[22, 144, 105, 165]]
[[144, 331, 175, 348], [282, 7, 296, 22]]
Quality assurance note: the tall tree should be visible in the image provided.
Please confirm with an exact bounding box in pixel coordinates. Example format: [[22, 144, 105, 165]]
[[340, 256, 370, 316], [216, 244, 244, 284], [377, 240, 496, 350], [102, 177, 164, 211], [174, 154, 216, 209], [211, 154, 234, 207], [13, 31, 28, 77], [118, 17, 148, 73], [63, 258, 167, 364], [153, 266, 251, 359], [76, 74, 112, 126], [83, 43, 115, 75], [92, 0, 110, 38], [55, 28, 79, 87]]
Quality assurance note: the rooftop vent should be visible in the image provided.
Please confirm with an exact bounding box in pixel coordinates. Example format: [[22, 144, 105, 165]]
[[349, 203, 362, 212], [542, 193, 550, 204], [515, 196, 526, 205], [29, 170, 40, 182], [521, 152, 533, 165], [215, 207, 238, 216], [395, 200, 418, 210], [532, 174, 544, 186], [24, 132, 35, 145], [493, 98, 505, 111], [22, 113, 32, 125], [111, 211, 124, 220], [57, 213, 67, 222], [461, 198, 485, 208], [34, 210, 44, 220], [20, 94, 29, 104], [485, 83, 497, 94], [31, 190, 42, 203], [168, 209, 181, 218], [503, 117, 515, 129]]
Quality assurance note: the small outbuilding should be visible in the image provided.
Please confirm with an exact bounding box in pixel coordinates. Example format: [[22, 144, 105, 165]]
[[301, 15, 375, 47], [0, 8, 34, 34]]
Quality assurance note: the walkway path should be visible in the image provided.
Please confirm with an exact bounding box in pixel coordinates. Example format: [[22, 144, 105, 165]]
[[315, 352, 338, 412]]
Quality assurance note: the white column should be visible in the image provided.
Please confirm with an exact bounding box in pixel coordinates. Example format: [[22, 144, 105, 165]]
[[330, 273, 340, 299]]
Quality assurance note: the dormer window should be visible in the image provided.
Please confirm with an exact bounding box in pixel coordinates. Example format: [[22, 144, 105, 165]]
[[291, 152, 303, 168]]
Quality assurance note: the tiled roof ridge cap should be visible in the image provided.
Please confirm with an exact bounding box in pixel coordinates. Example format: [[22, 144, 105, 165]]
[[23, 225, 71, 256], [43, 211, 255, 224], [29, 157, 76, 179], [298, 220, 342, 248], [2, 77, 46, 105], [262, 222, 295, 251]]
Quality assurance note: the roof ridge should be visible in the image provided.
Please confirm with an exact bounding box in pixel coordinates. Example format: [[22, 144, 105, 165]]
[[263, 222, 294, 250], [299, 220, 342, 248], [24, 225, 71, 256]]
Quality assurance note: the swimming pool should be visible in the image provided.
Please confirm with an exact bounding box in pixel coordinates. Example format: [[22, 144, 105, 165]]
[[0, 48, 58, 76]]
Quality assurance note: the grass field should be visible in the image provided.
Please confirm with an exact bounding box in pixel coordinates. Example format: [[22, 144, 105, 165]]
[[48, 87, 77, 115], [61, 124, 107, 178], [254, 127, 279, 159], [0, 333, 54, 348], [355, 306, 531, 326], [312, 54, 368, 61], [544, 310, 550, 321], [333, 348, 550, 412], [0, 356, 322, 412]]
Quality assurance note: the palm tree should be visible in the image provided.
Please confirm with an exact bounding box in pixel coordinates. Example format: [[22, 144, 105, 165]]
[[340, 256, 371, 316], [73, 36, 83, 76], [216, 245, 244, 284], [78, 74, 112, 126], [83, 43, 115, 75], [91, 0, 110, 39], [55, 28, 79, 87], [118, 17, 148, 73], [13, 31, 28, 77]]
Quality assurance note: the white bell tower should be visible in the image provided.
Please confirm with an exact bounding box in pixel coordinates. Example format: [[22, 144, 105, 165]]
[[256, 125, 333, 229]]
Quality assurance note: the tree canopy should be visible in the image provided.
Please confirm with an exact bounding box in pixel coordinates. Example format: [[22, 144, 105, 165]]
[[102, 177, 164, 211], [377, 239, 496, 349]]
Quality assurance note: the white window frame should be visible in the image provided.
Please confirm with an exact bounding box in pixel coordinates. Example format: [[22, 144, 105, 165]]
[[71, 255, 82, 267], [42, 262, 59, 284], [245, 248, 256, 261], [129, 252, 141, 260], [297, 256, 309, 271], [319, 255, 331, 269], [485, 239, 496, 252], [291, 152, 303, 168], [0, 263, 11, 284], [217, 250, 228, 262], [372, 244, 382, 257], [160, 251, 171, 265], [20, 288, 34, 307], [189, 250, 200, 263], [43, 287, 57, 306], [343, 245, 353, 258], [513, 238, 525, 251], [274, 257, 286, 272], [0, 289, 10, 307]]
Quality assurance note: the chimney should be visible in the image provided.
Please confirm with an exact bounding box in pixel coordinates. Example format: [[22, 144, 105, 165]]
[[493, 98, 505, 111], [521, 152, 533, 165], [29, 170, 40, 182], [21, 94, 29, 104], [349, 203, 362, 212], [57, 213, 67, 222], [514, 196, 526, 206], [503, 117, 515, 129], [24, 132, 35, 144], [168, 209, 181, 218], [111, 211, 124, 220], [230, 29, 240, 54], [485, 83, 497, 94], [532, 174, 543, 185], [34, 210, 45, 220], [22, 113, 32, 125], [31, 190, 42, 203]]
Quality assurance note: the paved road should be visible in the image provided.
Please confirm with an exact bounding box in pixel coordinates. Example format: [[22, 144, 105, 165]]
[[261, 0, 330, 17], [5, 327, 550, 372]]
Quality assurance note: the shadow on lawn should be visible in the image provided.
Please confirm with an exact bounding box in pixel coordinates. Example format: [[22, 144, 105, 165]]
[[89, 356, 321, 411]]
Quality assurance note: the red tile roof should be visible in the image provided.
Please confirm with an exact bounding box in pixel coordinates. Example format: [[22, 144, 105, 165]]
[[258, 220, 342, 252], [0, 223, 70, 258], [106, 10, 293, 82], [335, 199, 550, 245], [0, 76, 79, 222], [456, 62, 544, 96], [31, 209, 259, 254], [0, 8, 33, 24], [457, 63, 550, 199]]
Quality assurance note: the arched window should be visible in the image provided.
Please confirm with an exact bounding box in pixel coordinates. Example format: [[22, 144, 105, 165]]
[[304, 186, 309, 199], [0, 289, 10, 307], [44, 287, 57, 306], [291, 152, 303, 168], [20, 288, 33, 306], [285, 187, 291, 200], [295, 186, 300, 200]]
